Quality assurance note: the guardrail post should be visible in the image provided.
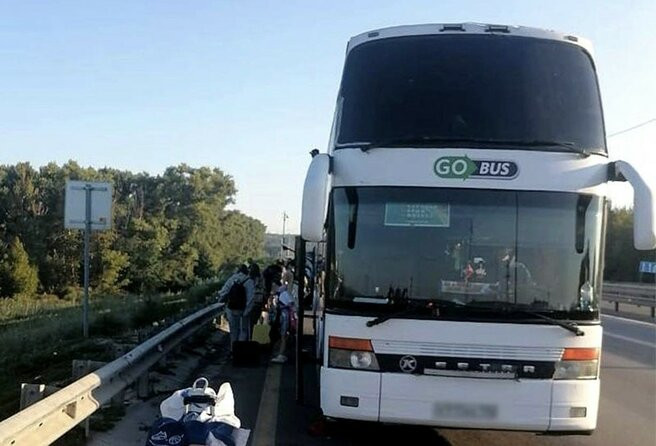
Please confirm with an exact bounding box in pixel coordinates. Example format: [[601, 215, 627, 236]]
[[137, 372, 150, 399], [651, 306, 655, 318], [19, 384, 60, 410], [614, 301, 619, 312], [72, 360, 107, 380], [157, 350, 168, 369]]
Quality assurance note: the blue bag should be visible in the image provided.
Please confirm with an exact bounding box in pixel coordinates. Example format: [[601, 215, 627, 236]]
[[146, 417, 187, 446]]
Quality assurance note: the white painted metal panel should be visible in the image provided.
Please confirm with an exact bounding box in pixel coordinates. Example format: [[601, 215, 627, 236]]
[[347, 23, 594, 56], [379, 373, 552, 430], [320, 367, 380, 421], [330, 148, 610, 196], [64, 180, 113, 230], [324, 314, 603, 351], [549, 380, 600, 431]]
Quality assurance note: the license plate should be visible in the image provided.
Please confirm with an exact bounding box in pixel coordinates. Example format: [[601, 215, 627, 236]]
[[433, 402, 498, 419]]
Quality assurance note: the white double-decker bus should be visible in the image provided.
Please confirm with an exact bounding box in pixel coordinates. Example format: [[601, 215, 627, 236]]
[[300, 23, 655, 435]]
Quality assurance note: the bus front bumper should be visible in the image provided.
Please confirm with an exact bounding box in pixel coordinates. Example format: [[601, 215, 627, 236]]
[[320, 367, 599, 432]]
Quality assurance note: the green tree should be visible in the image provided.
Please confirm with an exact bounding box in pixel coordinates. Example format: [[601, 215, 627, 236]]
[[0, 237, 39, 297], [0, 161, 266, 297]]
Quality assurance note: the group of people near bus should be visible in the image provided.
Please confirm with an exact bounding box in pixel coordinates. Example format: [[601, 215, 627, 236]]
[[216, 258, 297, 364]]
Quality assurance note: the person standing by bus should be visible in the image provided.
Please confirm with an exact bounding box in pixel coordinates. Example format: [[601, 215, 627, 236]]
[[262, 260, 283, 299], [282, 260, 295, 288], [270, 284, 294, 363], [247, 259, 265, 334], [217, 265, 255, 348]]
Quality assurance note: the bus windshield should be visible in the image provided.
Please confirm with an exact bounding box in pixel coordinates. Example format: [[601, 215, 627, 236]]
[[336, 35, 606, 155], [328, 187, 605, 320]]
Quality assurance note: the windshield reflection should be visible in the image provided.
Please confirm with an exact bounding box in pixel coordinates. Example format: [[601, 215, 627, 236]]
[[328, 187, 605, 320]]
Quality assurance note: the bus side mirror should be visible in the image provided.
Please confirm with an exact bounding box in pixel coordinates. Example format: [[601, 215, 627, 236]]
[[612, 161, 656, 250], [301, 154, 331, 242]]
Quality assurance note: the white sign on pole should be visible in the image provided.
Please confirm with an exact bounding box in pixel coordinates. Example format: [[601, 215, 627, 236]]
[[64, 181, 113, 230]]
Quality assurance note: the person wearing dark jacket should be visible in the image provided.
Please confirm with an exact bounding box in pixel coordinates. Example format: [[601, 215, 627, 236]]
[[262, 260, 283, 298], [247, 258, 264, 333], [217, 265, 255, 348]]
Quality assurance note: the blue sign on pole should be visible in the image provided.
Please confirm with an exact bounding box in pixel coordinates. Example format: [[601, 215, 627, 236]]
[[639, 261, 656, 274]]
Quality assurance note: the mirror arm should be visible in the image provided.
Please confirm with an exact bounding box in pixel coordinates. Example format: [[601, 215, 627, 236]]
[[611, 161, 656, 250], [607, 162, 626, 182]]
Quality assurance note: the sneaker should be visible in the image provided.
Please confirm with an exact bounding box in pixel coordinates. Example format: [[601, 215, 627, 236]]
[[270, 354, 287, 364]]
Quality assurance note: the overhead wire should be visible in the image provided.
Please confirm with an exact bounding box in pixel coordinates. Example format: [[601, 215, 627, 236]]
[[607, 118, 656, 138]]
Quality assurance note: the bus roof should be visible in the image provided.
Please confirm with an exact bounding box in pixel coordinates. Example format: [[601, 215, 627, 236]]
[[347, 23, 594, 56]]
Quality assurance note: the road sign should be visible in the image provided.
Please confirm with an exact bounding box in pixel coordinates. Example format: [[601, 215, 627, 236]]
[[64, 180, 113, 338], [639, 261, 656, 274], [64, 181, 113, 230]]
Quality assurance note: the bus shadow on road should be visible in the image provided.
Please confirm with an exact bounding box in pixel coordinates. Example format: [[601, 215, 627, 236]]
[[318, 419, 453, 445]]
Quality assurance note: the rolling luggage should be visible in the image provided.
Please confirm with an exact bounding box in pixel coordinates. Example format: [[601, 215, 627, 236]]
[[231, 341, 260, 366]]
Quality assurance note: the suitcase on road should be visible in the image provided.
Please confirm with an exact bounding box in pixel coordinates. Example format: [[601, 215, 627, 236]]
[[232, 341, 260, 366]]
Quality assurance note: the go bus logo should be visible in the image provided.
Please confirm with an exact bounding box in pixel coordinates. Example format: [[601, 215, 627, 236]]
[[434, 156, 519, 180]]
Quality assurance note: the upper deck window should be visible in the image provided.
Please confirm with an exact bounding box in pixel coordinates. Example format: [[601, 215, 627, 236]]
[[336, 35, 606, 155]]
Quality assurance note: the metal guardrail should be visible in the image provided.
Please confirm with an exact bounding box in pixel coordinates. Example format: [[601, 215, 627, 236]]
[[603, 281, 656, 317], [0, 302, 224, 446]]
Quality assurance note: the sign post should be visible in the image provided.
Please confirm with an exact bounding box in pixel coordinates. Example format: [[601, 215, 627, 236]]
[[65, 181, 113, 338]]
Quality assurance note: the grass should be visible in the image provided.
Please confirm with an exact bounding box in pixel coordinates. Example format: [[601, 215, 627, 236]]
[[0, 280, 224, 420], [0, 295, 78, 325]]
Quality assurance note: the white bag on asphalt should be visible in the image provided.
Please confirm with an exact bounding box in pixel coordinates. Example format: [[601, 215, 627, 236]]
[[156, 378, 250, 446]]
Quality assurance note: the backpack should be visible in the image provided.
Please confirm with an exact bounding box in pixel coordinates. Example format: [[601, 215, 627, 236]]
[[226, 277, 249, 310]]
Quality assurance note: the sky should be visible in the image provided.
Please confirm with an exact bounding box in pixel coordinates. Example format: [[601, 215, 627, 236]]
[[1, 0, 655, 232]]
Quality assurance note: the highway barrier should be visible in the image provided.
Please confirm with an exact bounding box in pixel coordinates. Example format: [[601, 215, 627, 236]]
[[0, 302, 224, 446], [603, 282, 656, 317]]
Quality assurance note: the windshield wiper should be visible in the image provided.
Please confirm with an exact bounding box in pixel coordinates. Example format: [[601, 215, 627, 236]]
[[365, 298, 585, 335], [493, 139, 594, 157], [467, 301, 585, 336], [365, 298, 463, 327], [336, 137, 602, 156]]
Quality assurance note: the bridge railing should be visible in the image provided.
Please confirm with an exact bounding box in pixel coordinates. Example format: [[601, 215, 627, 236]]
[[0, 302, 224, 446], [603, 281, 656, 317]]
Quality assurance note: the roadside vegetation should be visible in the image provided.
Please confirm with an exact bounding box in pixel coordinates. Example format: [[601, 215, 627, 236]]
[[0, 280, 224, 419], [0, 161, 267, 419], [0, 161, 265, 299]]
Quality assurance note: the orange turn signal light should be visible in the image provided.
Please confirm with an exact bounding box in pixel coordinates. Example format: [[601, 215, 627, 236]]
[[329, 336, 373, 352], [562, 347, 599, 361]]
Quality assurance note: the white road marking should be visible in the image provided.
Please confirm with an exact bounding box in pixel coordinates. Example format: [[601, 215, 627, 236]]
[[251, 362, 283, 446], [602, 314, 656, 327], [604, 332, 656, 349]]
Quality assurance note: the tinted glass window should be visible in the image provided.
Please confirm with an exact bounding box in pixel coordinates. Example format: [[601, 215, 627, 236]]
[[329, 187, 604, 320], [337, 35, 605, 153]]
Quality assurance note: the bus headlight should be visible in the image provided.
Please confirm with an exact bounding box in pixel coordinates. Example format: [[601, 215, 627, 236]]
[[328, 336, 380, 371], [350, 351, 374, 368], [553, 360, 599, 379], [553, 348, 600, 380]]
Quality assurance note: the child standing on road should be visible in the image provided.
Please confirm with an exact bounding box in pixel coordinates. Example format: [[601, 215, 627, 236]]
[[270, 284, 294, 363]]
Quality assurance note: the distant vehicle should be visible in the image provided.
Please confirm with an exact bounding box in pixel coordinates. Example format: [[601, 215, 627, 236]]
[[301, 23, 656, 435]]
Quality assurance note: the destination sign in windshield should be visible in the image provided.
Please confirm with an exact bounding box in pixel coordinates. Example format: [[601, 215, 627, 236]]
[[384, 203, 450, 227]]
